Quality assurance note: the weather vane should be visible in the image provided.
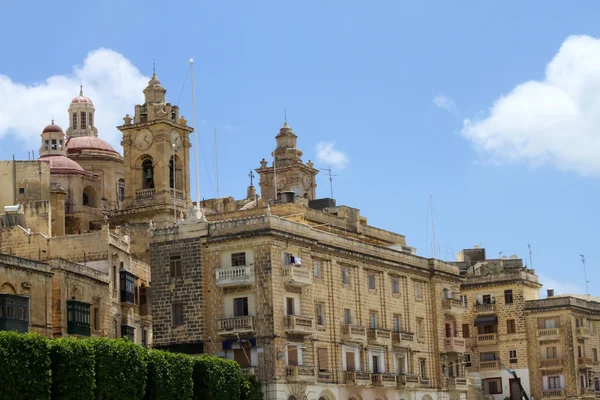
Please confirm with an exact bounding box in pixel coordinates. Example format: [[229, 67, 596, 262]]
[[249, 170, 255, 186]]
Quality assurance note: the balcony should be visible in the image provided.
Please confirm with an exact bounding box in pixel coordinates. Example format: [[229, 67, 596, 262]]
[[398, 374, 420, 389], [451, 377, 468, 390], [282, 266, 312, 287], [477, 333, 498, 345], [577, 326, 591, 338], [66, 300, 91, 337], [216, 265, 255, 287], [540, 357, 563, 369], [542, 389, 565, 398], [286, 366, 315, 383], [537, 328, 560, 341], [317, 371, 334, 383], [342, 324, 368, 342], [476, 303, 496, 313], [136, 188, 155, 199], [442, 297, 465, 315], [217, 316, 255, 336], [240, 367, 257, 376], [420, 377, 431, 388], [479, 360, 500, 370], [368, 328, 392, 346], [140, 304, 152, 318], [284, 315, 314, 335], [445, 337, 466, 353], [170, 188, 184, 200], [392, 331, 414, 347], [381, 373, 397, 388], [345, 371, 371, 386], [579, 357, 595, 369]]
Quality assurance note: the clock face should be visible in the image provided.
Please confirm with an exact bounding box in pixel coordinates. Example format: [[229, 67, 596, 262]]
[[134, 129, 153, 151], [170, 130, 182, 151]]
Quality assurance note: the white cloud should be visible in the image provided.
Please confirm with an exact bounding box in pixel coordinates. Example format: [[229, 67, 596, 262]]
[[461, 35, 600, 175], [538, 272, 584, 298], [0, 48, 149, 152], [433, 93, 457, 114], [315, 141, 348, 170]]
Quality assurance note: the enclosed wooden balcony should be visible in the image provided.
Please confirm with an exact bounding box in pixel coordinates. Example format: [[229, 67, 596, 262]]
[[282, 266, 312, 287], [342, 324, 368, 342], [284, 315, 314, 335], [368, 328, 392, 346], [445, 337, 466, 353], [285, 366, 315, 383], [215, 265, 255, 287], [217, 316, 255, 336]]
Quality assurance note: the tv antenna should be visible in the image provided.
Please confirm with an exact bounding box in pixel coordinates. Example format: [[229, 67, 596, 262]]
[[321, 167, 337, 198], [527, 243, 533, 269], [580, 254, 591, 296]]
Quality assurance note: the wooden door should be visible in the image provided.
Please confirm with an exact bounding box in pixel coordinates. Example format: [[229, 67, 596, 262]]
[[509, 378, 522, 400]]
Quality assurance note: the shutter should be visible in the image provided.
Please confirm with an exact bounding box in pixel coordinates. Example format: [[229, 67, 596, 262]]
[[288, 345, 298, 366], [318, 348, 328, 371], [346, 352, 355, 371], [286, 298, 294, 316]]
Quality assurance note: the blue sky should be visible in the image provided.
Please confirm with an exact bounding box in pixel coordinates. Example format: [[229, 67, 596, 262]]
[[1, 1, 600, 296]]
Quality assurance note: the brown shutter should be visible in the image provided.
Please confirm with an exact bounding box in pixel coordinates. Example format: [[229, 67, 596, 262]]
[[318, 348, 328, 371], [346, 352, 355, 371], [234, 343, 251, 367], [288, 345, 298, 366]]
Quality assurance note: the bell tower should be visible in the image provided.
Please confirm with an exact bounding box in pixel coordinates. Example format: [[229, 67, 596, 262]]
[[117, 73, 193, 226], [256, 121, 318, 201]]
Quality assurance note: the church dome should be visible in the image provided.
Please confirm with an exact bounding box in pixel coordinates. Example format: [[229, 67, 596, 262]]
[[71, 95, 93, 105], [66, 136, 119, 155], [39, 155, 85, 175], [42, 123, 64, 134]]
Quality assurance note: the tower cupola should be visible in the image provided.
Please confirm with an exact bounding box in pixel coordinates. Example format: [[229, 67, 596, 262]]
[[66, 85, 97, 138]]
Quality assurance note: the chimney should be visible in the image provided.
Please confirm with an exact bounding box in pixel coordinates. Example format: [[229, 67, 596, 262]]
[[547, 288, 554, 298]]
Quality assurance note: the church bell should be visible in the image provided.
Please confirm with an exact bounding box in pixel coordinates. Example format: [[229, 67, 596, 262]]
[[145, 168, 153, 179]]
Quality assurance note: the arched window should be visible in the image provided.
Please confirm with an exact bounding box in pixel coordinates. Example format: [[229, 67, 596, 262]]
[[83, 186, 96, 207], [117, 178, 125, 202], [142, 159, 154, 189], [169, 158, 175, 189]]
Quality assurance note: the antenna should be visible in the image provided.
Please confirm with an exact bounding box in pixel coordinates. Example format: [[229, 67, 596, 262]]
[[527, 243, 533, 269], [273, 148, 277, 201], [190, 58, 205, 221], [580, 254, 590, 296], [321, 167, 337, 198], [214, 128, 220, 213], [284, 109, 287, 122], [153, 58, 156, 74], [429, 193, 437, 259]]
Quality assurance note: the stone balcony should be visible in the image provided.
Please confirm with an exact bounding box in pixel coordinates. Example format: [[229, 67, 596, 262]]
[[398, 374, 420, 389], [217, 316, 255, 336], [284, 315, 314, 335], [442, 297, 465, 315], [342, 324, 368, 342], [450, 377, 468, 390], [420, 377, 431, 388], [170, 188, 184, 200], [285, 366, 315, 383], [577, 326, 591, 339], [476, 333, 498, 345], [537, 328, 560, 341], [479, 360, 500, 370], [540, 357, 563, 369], [317, 371, 334, 384], [370, 373, 397, 387], [445, 337, 466, 353], [368, 328, 392, 346], [136, 188, 156, 199], [475, 303, 496, 314], [392, 331, 414, 347], [542, 389, 565, 398], [215, 265, 255, 287], [345, 371, 371, 386], [579, 357, 596, 369], [282, 266, 312, 287]]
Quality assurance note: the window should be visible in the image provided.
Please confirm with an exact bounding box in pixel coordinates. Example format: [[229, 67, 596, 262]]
[[120, 271, 136, 304], [419, 359, 426, 378], [464, 353, 472, 368], [93, 307, 100, 331], [482, 294, 492, 304], [172, 304, 184, 326], [44, 140, 49, 150], [485, 378, 502, 394], [346, 351, 356, 371], [507, 319, 516, 334], [372, 354, 381, 373], [344, 309, 352, 325], [462, 324, 470, 338], [578, 346, 583, 358], [117, 179, 125, 203], [415, 283, 422, 300], [141, 329, 147, 347], [369, 312, 377, 329], [234, 297, 249, 317], [170, 255, 182, 278], [89, 112, 93, 127], [284, 252, 300, 266], [59, 139, 63, 150], [368, 273, 376, 290], [509, 349, 517, 364], [0, 294, 30, 334], [121, 325, 135, 340], [50, 139, 57, 150], [72, 112, 77, 129], [234, 342, 251, 367], [80, 112, 87, 129], [318, 348, 328, 372], [287, 344, 301, 366], [417, 318, 424, 338], [547, 346, 557, 359], [112, 266, 117, 295], [66, 300, 91, 336], [393, 315, 401, 332], [391, 277, 399, 294], [460, 294, 468, 308], [504, 290, 513, 304], [313, 261, 322, 279], [540, 317, 559, 329], [285, 297, 295, 316], [481, 351, 498, 361], [445, 323, 452, 338], [316, 303, 325, 326], [548, 376, 561, 390], [231, 252, 246, 267], [18, 187, 24, 195], [594, 349, 598, 362], [342, 268, 350, 285]]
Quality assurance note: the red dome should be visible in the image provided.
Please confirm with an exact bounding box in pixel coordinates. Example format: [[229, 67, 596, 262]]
[[66, 136, 119, 155], [42, 123, 63, 134], [39, 155, 85, 175], [71, 95, 93, 105]]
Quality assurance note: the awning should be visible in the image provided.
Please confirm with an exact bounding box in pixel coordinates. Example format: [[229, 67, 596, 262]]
[[222, 337, 257, 350], [474, 315, 498, 326]]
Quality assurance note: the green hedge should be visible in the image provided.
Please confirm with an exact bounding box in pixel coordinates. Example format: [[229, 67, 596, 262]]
[[192, 355, 241, 400], [90, 338, 148, 400], [0, 331, 51, 400], [240, 375, 263, 400], [145, 349, 193, 400], [50, 337, 95, 400]]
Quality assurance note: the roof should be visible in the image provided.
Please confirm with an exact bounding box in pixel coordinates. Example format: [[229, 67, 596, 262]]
[[39, 155, 85, 175], [66, 136, 120, 155], [42, 123, 63, 134]]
